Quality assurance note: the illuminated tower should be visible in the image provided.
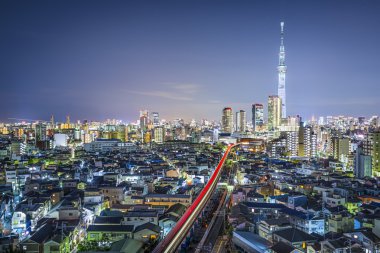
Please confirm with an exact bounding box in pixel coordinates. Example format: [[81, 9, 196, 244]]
[[277, 22, 287, 118]]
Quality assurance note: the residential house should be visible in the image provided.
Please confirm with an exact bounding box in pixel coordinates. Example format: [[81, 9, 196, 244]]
[[280, 208, 325, 235], [272, 228, 317, 251], [133, 222, 161, 243], [320, 238, 361, 253], [93, 216, 123, 225], [344, 230, 380, 253], [144, 194, 191, 208], [86, 225, 134, 242], [231, 189, 246, 205], [123, 209, 159, 227], [246, 191, 265, 203], [328, 212, 354, 233], [270, 241, 298, 253], [0, 234, 19, 253], [20, 223, 53, 253], [258, 218, 292, 242], [100, 185, 126, 206]]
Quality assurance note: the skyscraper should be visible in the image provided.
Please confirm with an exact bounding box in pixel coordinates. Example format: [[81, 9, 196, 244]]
[[235, 110, 246, 133], [154, 126, 165, 144], [152, 112, 160, 126], [252, 104, 264, 132], [139, 110, 149, 130], [355, 145, 372, 178], [222, 107, 233, 133], [268, 95, 282, 130], [277, 22, 287, 118]]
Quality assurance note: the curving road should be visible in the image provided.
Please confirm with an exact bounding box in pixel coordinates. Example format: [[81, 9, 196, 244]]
[[153, 143, 238, 253]]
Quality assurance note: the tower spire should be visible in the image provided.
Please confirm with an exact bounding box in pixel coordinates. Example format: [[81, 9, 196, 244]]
[[277, 21, 287, 118], [280, 21, 284, 46]]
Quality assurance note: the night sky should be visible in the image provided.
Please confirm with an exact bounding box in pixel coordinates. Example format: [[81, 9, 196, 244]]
[[1, 0, 379, 122]]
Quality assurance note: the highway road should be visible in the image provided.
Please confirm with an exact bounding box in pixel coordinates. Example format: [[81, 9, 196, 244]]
[[152, 144, 238, 253]]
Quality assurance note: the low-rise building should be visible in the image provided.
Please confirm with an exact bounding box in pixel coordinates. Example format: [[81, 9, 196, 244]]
[[272, 228, 317, 251], [328, 212, 354, 233], [258, 218, 292, 242], [144, 194, 192, 208], [86, 225, 134, 242], [133, 222, 161, 243], [123, 209, 159, 227]]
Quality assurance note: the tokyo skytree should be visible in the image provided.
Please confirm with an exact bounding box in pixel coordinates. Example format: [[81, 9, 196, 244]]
[[277, 22, 287, 118]]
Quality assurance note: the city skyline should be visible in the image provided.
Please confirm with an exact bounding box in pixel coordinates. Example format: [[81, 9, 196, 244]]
[[1, 0, 380, 122]]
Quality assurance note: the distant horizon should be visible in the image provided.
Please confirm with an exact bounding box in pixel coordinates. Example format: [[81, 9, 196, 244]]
[[2, 112, 378, 125]]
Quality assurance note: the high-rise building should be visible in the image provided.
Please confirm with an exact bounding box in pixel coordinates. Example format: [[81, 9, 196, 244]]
[[277, 22, 287, 118], [304, 126, 317, 158], [235, 110, 246, 133], [354, 146, 372, 178], [235, 111, 240, 132], [154, 127, 165, 144], [270, 137, 287, 157], [152, 112, 160, 126], [222, 107, 233, 133], [286, 131, 298, 156], [50, 115, 55, 128], [363, 131, 380, 177], [331, 136, 350, 162], [268, 95, 282, 130], [35, 123, 47, 142], [252, 104, 264, 132], [139, 110, 149, 130], [213, 129, 219, 142]]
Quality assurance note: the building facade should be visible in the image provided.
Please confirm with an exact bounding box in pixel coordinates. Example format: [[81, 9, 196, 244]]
[[268, 96, 282, 131], [222, 107, 233, 133]]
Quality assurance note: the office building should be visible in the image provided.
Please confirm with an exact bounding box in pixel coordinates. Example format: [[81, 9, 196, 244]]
[[140, 110, 149, 130], [252, 104, 264, 132], [268, 96, 282, 130], [222, 107, 233, 133], [152, 112, 160, 126], [235, 110, 246, 133]]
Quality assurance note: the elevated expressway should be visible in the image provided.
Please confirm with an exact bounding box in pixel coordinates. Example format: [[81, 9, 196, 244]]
[[153, 144, 238, 253]]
